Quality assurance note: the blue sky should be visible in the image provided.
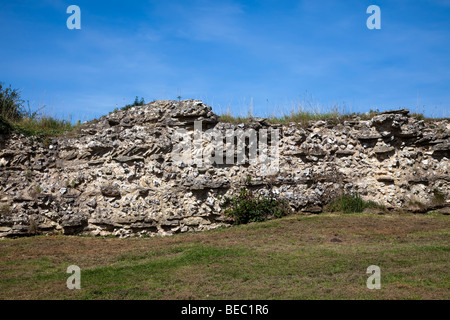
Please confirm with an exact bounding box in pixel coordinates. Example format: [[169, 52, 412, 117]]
[[1, 0, 449, 120]]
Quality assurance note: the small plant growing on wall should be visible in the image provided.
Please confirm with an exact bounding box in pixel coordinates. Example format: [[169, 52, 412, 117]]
[[325, 193, 384, 213], [30, 185, 43, 199], [0, 204, 11, 216], [432, 189, 446, 206], [220, 188, 292, 225], [28, 218, 38, 235], [25, 170, 33, 179]]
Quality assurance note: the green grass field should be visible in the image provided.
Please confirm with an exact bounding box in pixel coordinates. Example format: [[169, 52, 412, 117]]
[[0, 212, 448, 300]]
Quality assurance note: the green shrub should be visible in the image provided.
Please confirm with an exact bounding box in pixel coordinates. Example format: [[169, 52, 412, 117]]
[[0, 83, 77, 137], [0, 83, 25, 120], [123, 96, 145, 110], [28, 218, 38, 235], [325, 193, 384, 213], [14, 115, 74, 137], [0, 114, 13, 134], [0, 204, 11, 216], [432, 189, 446, 205], [221, 188, 292, 225]]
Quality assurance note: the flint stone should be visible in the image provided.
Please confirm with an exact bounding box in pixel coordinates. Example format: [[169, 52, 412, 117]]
[[357, 131, 381, 140], [335, 150, 355, 156], [373, 146, 395, 154], [101, 185, 121, 197], [113, 156, 144, 163], [433, 143, 450, 151], [377, 176, 394, 182]]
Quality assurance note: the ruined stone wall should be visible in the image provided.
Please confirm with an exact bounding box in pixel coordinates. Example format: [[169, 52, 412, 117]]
[[0, 100, 449, 238]]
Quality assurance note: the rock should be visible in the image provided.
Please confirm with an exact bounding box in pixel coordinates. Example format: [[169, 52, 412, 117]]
[[302, 206, 322, 214], [373, 146, 395, 154], [87, 199, 97, 208], [112, 156, 144, 163], [160, 219, 179, 227], [335, 150, 355, 156], [108, 118, 120, 126], [101, 185, 121, 197], [438, 207, 450, 215], [357, 131, 382, 140], [433, 143, 450, 151], [381, 109, 410, 115], [309, 149, 327, 157], [408, 177, 429, 184], [376, 176, 394, 183], [184, 217, 208, 226]]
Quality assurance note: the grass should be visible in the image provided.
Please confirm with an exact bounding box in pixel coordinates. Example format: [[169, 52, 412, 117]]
[[123, 96, 145, 110], [217, 102, 449, 126], [432, 189, 446, 206], [111, 96, 146, 114], [218, 107, 351, 125], [0, 212, 448, 300], [218, 109, 374, 127], [0, 83, 79, 138], [0, 84, 147, 138], [9, 115, 76, 137], [325, 194, 385, 214], [0, 204, 11, 216]]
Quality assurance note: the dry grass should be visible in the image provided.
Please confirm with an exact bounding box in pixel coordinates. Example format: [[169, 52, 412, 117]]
[[0, 212, 448, 300]]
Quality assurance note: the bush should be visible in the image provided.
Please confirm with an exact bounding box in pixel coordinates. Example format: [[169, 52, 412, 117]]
[[0, 83, 76, 137], [15, 115, 73, 137], [432, 189, 446, 205], [0, 83, 25, 120], [0, 204, 11, 216], [0, 114, 13, 134], [221, 188, 292, 225], [123, 96, 145, 110], [325, 193, 384, 213]]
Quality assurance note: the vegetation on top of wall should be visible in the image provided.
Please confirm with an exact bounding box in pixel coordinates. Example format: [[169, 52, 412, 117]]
[[0, 83, 78, 138], [110, 96, 146, 114], [123, 96, 145, 111], [218, 109, 374, 126], [0, 83, 25, 120], [217, 104, 446, 126]]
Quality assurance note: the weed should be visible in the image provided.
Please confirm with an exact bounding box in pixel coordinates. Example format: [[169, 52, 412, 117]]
[[123, 96, 145, 111], [0, 83, 25, 120], [0, 204, 11, 216], [325, 193, 384, 213], [25, 170, 33, 179], [30, 185, 43, 198], [221, 188, 292, 225], [28, 218, 38, 235], [432, 189, 446, 206], [0, 83, 78, 137], [407, 200, 429, 212], [218, 112, 252, 124]]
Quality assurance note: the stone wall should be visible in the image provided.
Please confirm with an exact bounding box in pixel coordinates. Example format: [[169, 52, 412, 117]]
[[0, 100, 449, 238]]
